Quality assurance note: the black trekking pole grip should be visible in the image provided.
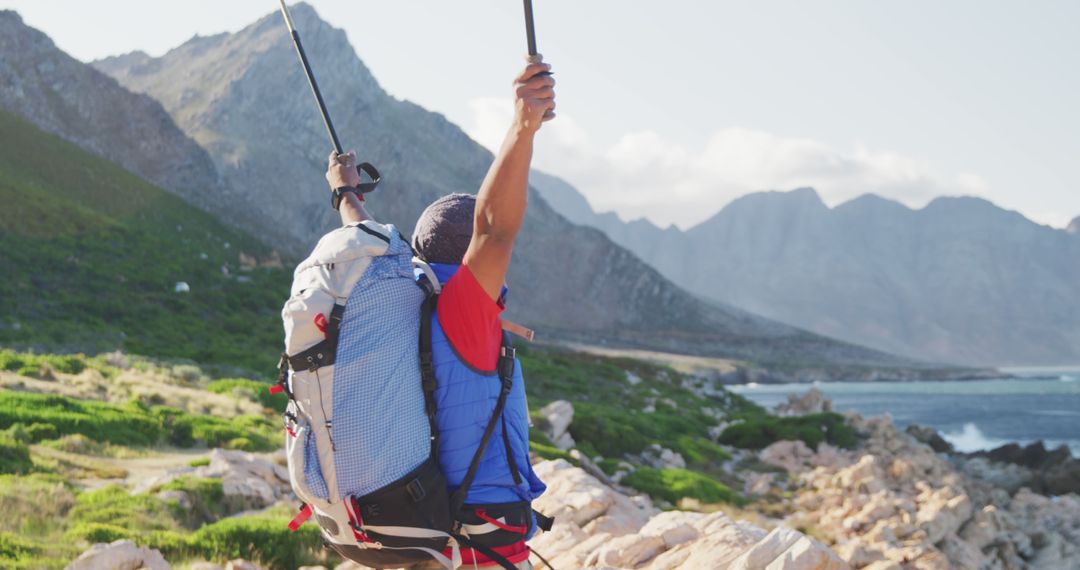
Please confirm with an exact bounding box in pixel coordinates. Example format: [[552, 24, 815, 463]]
[[522, 0, 555, 121]]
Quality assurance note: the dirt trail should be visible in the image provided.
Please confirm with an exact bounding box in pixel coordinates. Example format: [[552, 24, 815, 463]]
[[33, 445, 214, 491]]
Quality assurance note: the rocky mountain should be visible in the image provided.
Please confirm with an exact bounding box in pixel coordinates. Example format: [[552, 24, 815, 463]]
[[86, 4, 916, 369], [531, 173, 1080, 366], [0, 11, 249, 230]]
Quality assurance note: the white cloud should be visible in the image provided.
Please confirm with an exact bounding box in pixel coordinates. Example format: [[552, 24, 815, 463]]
[[465, 97, 990, 230]]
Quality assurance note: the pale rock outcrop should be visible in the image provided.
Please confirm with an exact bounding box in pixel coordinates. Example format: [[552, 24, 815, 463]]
[[761, 440, 815, 472], [66, 540, 170, 570], [639, 444, 687, 470], [761, 440, 845, 473], [775, 388, 831, 416], [224, 561, 262, 570], [155, 489, 191, 510], [540, 400, 575, 450], [729, 527, 847, 570], [529, 460, 844, 569], [775, 410, 1080, 569], [136, 448, 291, 510]]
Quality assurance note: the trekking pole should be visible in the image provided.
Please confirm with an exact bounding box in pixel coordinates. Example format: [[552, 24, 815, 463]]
[[522, 0, 555, 120], [277, 0, 380, 193]]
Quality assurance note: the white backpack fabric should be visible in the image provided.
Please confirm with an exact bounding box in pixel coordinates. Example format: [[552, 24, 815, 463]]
[[275, 220, 459, 569]]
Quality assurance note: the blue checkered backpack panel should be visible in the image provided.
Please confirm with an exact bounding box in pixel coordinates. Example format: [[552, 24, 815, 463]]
[[303, 425, 330, 500], [330, 232, 431, 499]]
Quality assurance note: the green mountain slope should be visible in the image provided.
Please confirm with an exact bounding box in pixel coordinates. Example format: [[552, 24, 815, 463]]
[[0, 109, 289, 373]]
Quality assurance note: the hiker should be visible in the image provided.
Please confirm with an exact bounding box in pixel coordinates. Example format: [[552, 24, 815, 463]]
[[326, 61, 556, 570]]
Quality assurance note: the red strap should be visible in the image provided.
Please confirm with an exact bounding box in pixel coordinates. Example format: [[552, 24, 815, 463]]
[[314, 313, 328, 335], [268, 384, 284, 395], [475, 508, 528, 534], [288, 504, 313, 532], [449, 541, 530, 566], [285, 426, 296, 438]]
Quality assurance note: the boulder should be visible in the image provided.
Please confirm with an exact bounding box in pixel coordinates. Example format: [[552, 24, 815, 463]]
[[66, 540, 170, 570], [529, 460, 846, 568], [588, 534, 666, 567], [639, 443, 686, 469], [540, 400, 575, 450], [774, 388, 831, 416], [155, 489, 191, 510], [904, 424, 953, 453], [224, 561, 262, 570], [728, 527, 847, 570], [638, 510, 703, 548], [760, 440, 815, 472]]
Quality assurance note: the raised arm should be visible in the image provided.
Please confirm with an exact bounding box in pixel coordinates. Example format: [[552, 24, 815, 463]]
[[325, 150, 374, 226], [463, 62, 556, 300]]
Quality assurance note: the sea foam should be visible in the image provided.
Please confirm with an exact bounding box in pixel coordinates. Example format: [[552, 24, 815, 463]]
[[942, 423, 1011, 453]]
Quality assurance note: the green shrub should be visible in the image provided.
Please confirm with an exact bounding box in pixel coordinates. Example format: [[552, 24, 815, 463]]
[[68, 486, 181, 535], [159, 477, 227, 526], [0, 439, 33, 475], [622, 467, 742, 505], [0, 350, 89, 378], [65, 522, 131, 543], [170, 515, 324, 569], [208, 378, 280, 411], [0, 392, 162, 446], [718, 412, 858, 450], [675, 436, 732, 466], [0, 532, 38, 568], [188, 458, 211, 468], [529, 441, 576, 464], [0, 392, 276, 451], [596, 457, 622, 476]]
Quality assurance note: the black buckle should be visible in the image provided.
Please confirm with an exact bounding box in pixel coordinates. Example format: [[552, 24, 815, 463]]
[[406, 478, 426, 502], [498, 346, 516, 386]]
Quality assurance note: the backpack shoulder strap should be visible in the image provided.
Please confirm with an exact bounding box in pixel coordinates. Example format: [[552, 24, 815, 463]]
[[449, 333, 517, 518]]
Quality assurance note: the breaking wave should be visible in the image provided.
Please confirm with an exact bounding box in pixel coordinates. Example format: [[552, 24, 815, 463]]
[[941, 423, 1011, 453]]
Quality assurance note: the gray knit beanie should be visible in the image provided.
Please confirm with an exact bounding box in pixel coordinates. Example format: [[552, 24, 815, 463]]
[[412, 193, 477, 264]]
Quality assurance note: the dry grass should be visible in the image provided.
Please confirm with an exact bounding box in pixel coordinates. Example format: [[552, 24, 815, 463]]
[[0, 366, 265, 418], [560, 342, 742, 377], [29, 445, 128, 480]]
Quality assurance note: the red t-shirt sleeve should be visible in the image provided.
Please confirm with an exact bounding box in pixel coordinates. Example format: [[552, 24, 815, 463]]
[[436, 264, 504, 371]]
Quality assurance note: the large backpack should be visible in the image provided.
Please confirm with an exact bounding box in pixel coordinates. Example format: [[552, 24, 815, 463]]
[[274, 220, 530, 570], [276, 220, 459, 569]]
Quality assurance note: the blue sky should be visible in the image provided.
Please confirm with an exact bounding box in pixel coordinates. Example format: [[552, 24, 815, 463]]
[[5, 1, 1078, 229]]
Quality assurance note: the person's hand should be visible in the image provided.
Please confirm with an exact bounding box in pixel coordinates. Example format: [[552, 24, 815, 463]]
[[326, 150, 360, 189], [512, 62, 555, 133]]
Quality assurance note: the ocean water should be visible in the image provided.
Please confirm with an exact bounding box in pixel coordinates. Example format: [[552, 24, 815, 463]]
[[729, 370, 1080, 456]]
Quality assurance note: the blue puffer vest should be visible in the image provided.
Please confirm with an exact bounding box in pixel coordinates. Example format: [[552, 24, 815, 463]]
[[426, 263, 546, 527]]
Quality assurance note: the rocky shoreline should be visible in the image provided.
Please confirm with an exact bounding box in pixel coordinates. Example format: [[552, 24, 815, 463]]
[[63, 390, 1078, 569], [712, 366, 1010, 386]]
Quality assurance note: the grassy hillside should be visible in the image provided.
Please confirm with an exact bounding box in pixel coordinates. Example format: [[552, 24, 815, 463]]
[[0, 111, 860, 569], [0, 109, 290, 374]]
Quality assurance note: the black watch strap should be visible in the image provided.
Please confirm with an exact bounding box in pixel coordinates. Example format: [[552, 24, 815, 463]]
[[331, 186, 359, 210]]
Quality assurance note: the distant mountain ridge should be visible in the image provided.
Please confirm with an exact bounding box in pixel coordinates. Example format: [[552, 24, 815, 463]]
[[78, 3, 920, 369], [529, 173, 1080, 366], [0, 11, 252, 233]]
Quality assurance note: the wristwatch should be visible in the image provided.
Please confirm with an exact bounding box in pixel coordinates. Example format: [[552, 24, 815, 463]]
[[330, 162, 381, 210], [331, 186, 362, 210]]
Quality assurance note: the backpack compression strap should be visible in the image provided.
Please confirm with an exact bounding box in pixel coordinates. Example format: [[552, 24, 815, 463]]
[[418, 287, 440, 457], [285, 303, 345, 373]]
